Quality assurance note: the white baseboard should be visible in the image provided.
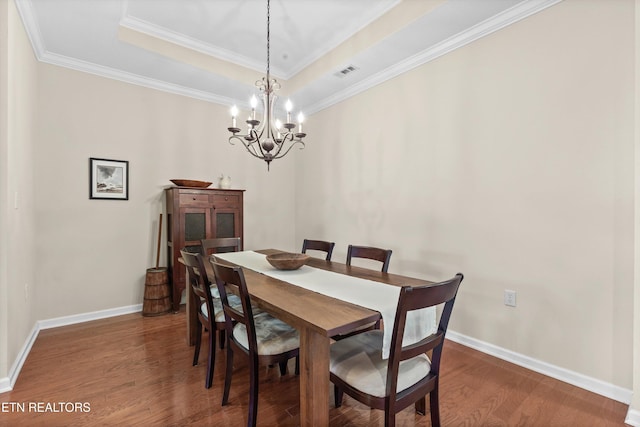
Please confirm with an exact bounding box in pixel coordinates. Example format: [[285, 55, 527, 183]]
[[0, 304, 142, 394], [626, 408, 640, 426], [0, 323, 39, 393], [446, 330, 632, 405], [38, 304, 143, 330]]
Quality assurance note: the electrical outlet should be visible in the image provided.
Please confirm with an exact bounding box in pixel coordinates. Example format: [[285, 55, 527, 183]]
[[504, 289, 516, 307]]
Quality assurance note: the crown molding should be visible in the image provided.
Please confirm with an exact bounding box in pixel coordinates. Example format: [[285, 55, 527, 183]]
[[305, 0, 564, 115], [14, 0, 46, 57], [39, 50, 238, 106], [16, 0, 563, 115]]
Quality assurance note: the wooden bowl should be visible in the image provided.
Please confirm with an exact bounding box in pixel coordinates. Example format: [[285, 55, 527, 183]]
[[266, 252, 310, 270], [170, 179, 212, 188]]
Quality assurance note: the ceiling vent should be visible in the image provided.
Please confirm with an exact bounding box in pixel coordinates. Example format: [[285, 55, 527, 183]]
[[334, 65, 359, 78]]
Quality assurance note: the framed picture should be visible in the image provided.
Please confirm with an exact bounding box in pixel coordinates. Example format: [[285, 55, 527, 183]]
[[89, 158, 129, 200]]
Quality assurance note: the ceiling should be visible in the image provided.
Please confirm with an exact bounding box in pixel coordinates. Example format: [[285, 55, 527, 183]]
[[16, 0, 562, 116]]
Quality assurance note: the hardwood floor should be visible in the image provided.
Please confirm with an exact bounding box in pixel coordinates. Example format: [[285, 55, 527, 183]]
[[0, 309, 629, 426]]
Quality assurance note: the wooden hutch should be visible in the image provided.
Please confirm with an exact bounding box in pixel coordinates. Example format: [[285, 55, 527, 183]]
[[165, 186, 244, 312]]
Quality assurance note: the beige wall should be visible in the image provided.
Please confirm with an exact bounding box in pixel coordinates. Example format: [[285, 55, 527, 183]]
[[0, 0, 38, 379], [32, 63, 298, 320], [296, 0, 634, 388], [633, 0, 640, 418]]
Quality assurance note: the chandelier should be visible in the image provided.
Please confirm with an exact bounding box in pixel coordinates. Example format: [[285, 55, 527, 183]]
[[227, 0, 307, 170]]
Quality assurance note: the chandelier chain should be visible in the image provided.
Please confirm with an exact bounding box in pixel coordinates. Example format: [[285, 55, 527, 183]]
[[266, 0, 270, 81]]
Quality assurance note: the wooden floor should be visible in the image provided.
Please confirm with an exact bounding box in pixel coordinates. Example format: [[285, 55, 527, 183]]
[[0, 309, 629, 426]]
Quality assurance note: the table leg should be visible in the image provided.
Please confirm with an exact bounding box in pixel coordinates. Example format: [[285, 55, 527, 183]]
[[185, 271, 197, 346], [300, 328, 329, 426]]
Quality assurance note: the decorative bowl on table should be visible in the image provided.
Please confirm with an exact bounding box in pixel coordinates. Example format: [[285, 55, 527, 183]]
[[266, 252, 310, 270], [170, 179, 212, 188]]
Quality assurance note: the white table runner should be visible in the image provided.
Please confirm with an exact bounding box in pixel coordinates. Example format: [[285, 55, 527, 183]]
[[214, 251, 436, 359]]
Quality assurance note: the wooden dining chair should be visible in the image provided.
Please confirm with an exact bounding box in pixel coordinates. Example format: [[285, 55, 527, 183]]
[[180, 249, 222, 389], [330, 273, 464, 427], [201, 237, 242, 257], [346, 244, 393, 273], [210, 260, 300, 427], [301, 238, 335, 261]]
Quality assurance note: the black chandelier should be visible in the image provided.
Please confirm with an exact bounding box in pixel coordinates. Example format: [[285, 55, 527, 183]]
[[227, 0, 307, 170]]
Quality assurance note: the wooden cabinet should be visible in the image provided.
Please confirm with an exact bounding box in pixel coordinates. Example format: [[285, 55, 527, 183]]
[[165, 187, 244, 312]]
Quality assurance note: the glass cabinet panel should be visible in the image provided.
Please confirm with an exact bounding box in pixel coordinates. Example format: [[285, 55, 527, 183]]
[[216, 212, 236, 238], [184, 212, 206, 241]]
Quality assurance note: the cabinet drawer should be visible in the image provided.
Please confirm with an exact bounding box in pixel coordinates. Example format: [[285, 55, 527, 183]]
[[179, 193, 210, 206], [212, 194, 239, 207]]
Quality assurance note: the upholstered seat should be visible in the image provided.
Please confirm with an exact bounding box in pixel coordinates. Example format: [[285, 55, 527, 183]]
[[200, 293, 241, 323], [330, 330, 430, 398], [233, 312, 300, 356]]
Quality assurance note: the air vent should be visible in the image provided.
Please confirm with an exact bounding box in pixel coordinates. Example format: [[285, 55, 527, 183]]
[[334, 65, 359, 78]]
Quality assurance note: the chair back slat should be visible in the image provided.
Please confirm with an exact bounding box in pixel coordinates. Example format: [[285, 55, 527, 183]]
[[201, 237, 242, 256], [346, 245, 392, 272], [210, 259, 258, 354], [301, 239, 335, 261]]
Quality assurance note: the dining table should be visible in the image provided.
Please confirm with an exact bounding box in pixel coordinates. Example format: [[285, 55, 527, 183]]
[[185, 248, 435, 427]]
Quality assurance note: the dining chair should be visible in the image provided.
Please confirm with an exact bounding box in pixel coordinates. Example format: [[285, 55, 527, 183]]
[[301, 238, 335, 261], [210, 259, 300, 427], [181, 249, 243, 389], [330, 273, 464, 427], [346, 244, 393, 273], [201, 237, 242, 257]]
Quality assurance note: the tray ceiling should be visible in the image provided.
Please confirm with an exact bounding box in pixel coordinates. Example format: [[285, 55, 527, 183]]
[[16, 0, 562, 115]]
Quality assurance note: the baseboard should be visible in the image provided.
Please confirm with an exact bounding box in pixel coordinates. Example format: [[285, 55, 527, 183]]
[[0, 323, 39, 393], [0, 304, 142, 394], [626, 407, 640, 426], [447, 330, 632, 405], [38, 304, 143, 330]]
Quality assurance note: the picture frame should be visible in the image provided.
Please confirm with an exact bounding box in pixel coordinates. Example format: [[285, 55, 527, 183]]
[[89, 158, 129, 200]]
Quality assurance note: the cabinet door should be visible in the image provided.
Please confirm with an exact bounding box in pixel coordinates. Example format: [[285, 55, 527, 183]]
[[212, 207, 241, 239], [182, 207, 212, 251]]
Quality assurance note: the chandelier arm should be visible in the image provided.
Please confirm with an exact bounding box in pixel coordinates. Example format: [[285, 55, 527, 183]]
[[228, 135, 262, 159], [273, 138, 306, 159], [250, 128, 271, 158]]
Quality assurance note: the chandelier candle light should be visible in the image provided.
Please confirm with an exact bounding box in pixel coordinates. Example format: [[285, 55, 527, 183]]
[[227, 0, 307, 170]]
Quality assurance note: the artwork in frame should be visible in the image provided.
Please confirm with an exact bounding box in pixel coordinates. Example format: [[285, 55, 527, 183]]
[[89, 158, 129, 200]]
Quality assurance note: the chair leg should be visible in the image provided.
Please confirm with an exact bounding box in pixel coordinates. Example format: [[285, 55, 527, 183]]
[[334, 385, 343, 408], [193, 321, 202, 366], [294, 356, 300, 375], [222, 346, 233, 406], [429, 388, 441, 427], [205, 327, 215, 389], [415, 396, 426, 415], [218, 328, 226, 349], [248, 356, 259, 427], [384, 410, 396, 427], [278, 361, 288, 376]]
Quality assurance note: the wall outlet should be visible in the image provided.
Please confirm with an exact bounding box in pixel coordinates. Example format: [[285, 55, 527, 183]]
[[504, 289, 516, 307]]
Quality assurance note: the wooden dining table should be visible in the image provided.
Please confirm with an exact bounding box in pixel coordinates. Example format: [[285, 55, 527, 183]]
[[185, 248, 434, 427]]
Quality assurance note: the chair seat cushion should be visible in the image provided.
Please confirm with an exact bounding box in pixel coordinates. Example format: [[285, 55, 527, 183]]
[[329, 330, 430, 398], [200, 294, 243, 323], [233, 313, 300, 356]]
